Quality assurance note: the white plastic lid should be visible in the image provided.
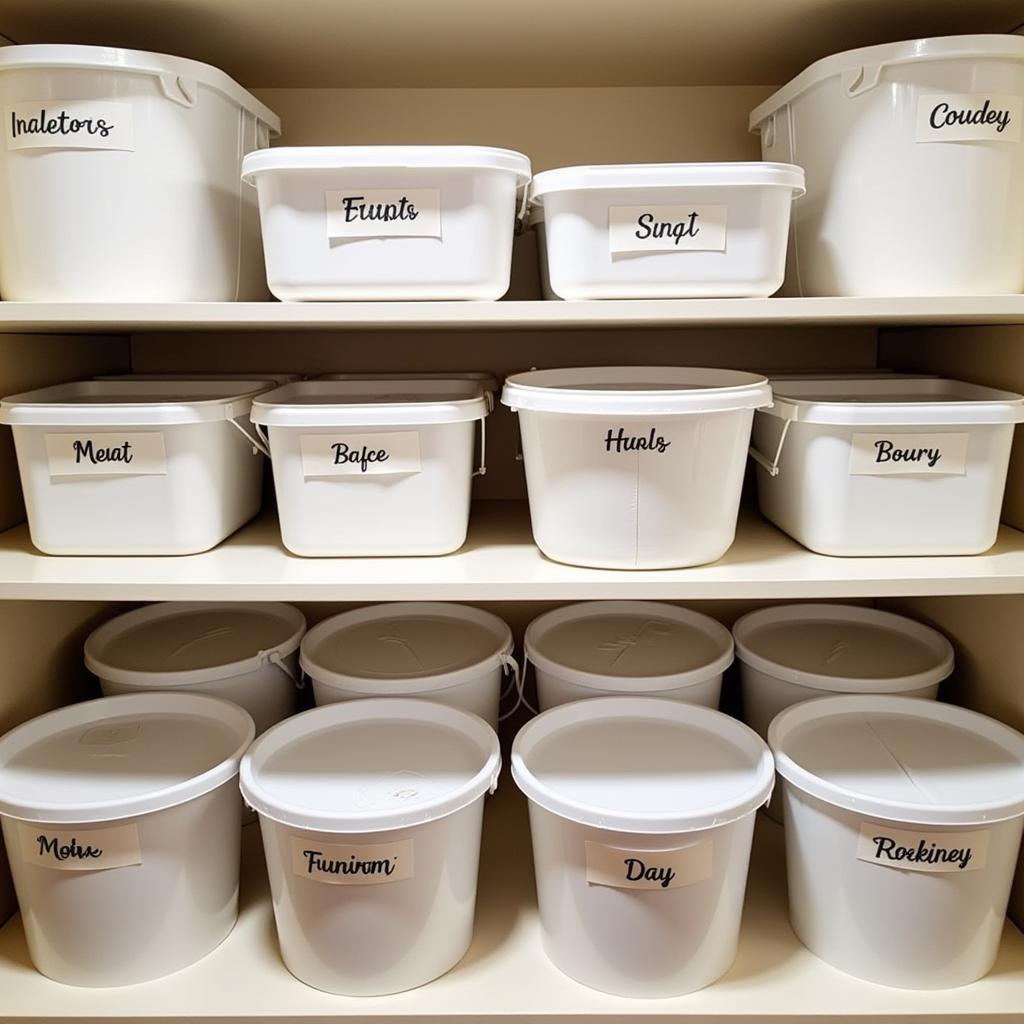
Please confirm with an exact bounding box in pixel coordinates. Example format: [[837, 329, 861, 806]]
[[751, 35, 1024, 131], [769, 695, 1024, 826], [301, 603, 513, 696], [0, 44, 280, 133], [762, 376, 1024, 426], [251, 379, 489, 427], [525, 601, 733, 693], [240, 698, 501, 832], [530, 161, 805, 205], [0, 693, 254, 824], [502, 367, 771, 416], [733, 605, 953, 694], [84, 602, 306, 689], [96, 372, 302, 387], [316, 372, 499, 411], [0, 380, 271, 427], [513, 697, 773, 833], [242, 145, 531, 184]]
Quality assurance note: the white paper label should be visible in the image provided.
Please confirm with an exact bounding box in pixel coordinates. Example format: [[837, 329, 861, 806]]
[[300, 431, 421, 477], [6, 101, 135, 151], [602, 426, 673, 455], [608, 204, 727, 254], [325, 188, 441, 239], [916, 94, 1022, 143], [44, 432, 167, 477], [856, 824, 989, 873], [848, 432, 968, 476], [291, 836, 414, 885], [19, 822, 141, 871], [585, 839, 713, 890]]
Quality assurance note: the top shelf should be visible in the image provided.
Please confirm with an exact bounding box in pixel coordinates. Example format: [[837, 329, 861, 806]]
[[6, 297, 1024, 333]]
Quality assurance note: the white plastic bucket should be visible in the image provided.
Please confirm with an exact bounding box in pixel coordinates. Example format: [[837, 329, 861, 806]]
[[240, 698, 500, 995], [0, 693, 254, 986], [750, 35, 1024, 296], [241, 146, 532, 301], [513, 696, 773, 997], [530, 162, 804, 299], [502, 367, 772, 569], [85, 602, 307, 734], [0, 44, 279, 301], [0, 380, 271, 555], [251, 379, 490, 557], [769, 695, 1024, 989], [525, 601, 733, 710], [527, 204, 558, 300], [301, 603, 515, 729], [733, 603, 952, 741], [750, 376, 1024, 556]]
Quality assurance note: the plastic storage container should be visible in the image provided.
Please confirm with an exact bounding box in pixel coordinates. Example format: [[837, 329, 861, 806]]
[[513, 697, 773, 997], [240, 699, 501, 995], [750, 35, 1024, 296], [0, 693, 254, 986], [733, 603, 952, 741], [525, 601, 733, 710], [527, 204, 557, 300], [528, 162, 804, 299], [503, 367, 772, 569], [241, 146, 532, 301], [0, 380, 271, 555], [85, 602, 306, 734], [0, 44, 279, 301], [750, 376, 1024, 556], [301, 603, 515, 729], [770, 695, 1024, 989], [251, 379, 490, 556]]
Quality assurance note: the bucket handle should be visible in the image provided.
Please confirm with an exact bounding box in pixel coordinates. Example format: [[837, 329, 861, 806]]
[[261, 650, 306, 690], [747, 417, 792, 478], [498, 652, 538, 721], [473, 417, 488, 478], [228, 417, 271, 457]]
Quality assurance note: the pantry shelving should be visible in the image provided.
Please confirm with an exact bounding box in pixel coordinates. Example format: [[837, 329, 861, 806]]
[[0, 784, 1021, 1023], [0, 503, 1023, 601]]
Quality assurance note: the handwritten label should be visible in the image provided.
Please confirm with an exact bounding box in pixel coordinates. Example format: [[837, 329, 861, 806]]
[[604, 426, 672, 455], [586, 840, 713, 890], [848, 432, 968, 476], [290, 836, 414, 885], [19, 822, 141, 871], [44, 432, 167, 477], [856, 824, 989, 873], [299, 432, 421, 477], [916, 94, 1022, 143], [325, 188, 441, 239], [609, 204, 727, 254], [6, 101, 135, 151]]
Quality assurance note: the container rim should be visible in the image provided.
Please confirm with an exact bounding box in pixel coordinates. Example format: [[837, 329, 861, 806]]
[[0, 43, 280, 133], [768, 694, 1024, 826], [240, 698, 501, 833], [0, 693, 255, 824], [512, 696, 774, 834], [525, 601, 734, 693], [733, 604, 954, 693], [84, 602, 307, 689]]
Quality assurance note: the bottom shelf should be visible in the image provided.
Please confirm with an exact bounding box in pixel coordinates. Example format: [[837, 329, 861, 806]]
[[1, 783, 1023, 1021]]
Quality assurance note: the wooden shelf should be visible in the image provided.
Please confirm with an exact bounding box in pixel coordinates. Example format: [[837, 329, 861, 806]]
[[1, 783, 1022, 1022], [5, 296, 1024, 333], [1, 502, 1024, 601]]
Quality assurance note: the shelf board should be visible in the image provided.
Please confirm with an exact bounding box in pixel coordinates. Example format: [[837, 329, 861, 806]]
[[1, 783, 1022, 1022], [1, 502, 1024, 601], [5, 296, 1024, 333]]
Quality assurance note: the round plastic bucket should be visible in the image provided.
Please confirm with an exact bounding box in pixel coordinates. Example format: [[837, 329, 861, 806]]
[[512, 696, 773, 997], [502, 367, 772, 569], [240, 698, 500, 995], [733, 604, 952, 740], [0, 693, 254, 986], [525, 601, 733, 710], [86, 601, 306, 734], [770, 695, 1024, 988], [300, 602, 515, 728], [750, 35, 1024, 296]]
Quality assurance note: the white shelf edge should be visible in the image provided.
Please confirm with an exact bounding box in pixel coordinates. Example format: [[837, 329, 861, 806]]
[[0, 503, 1023, 600]]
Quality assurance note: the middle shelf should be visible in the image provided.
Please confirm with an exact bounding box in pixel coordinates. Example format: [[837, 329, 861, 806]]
[[1, 501, 1023, 601]]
